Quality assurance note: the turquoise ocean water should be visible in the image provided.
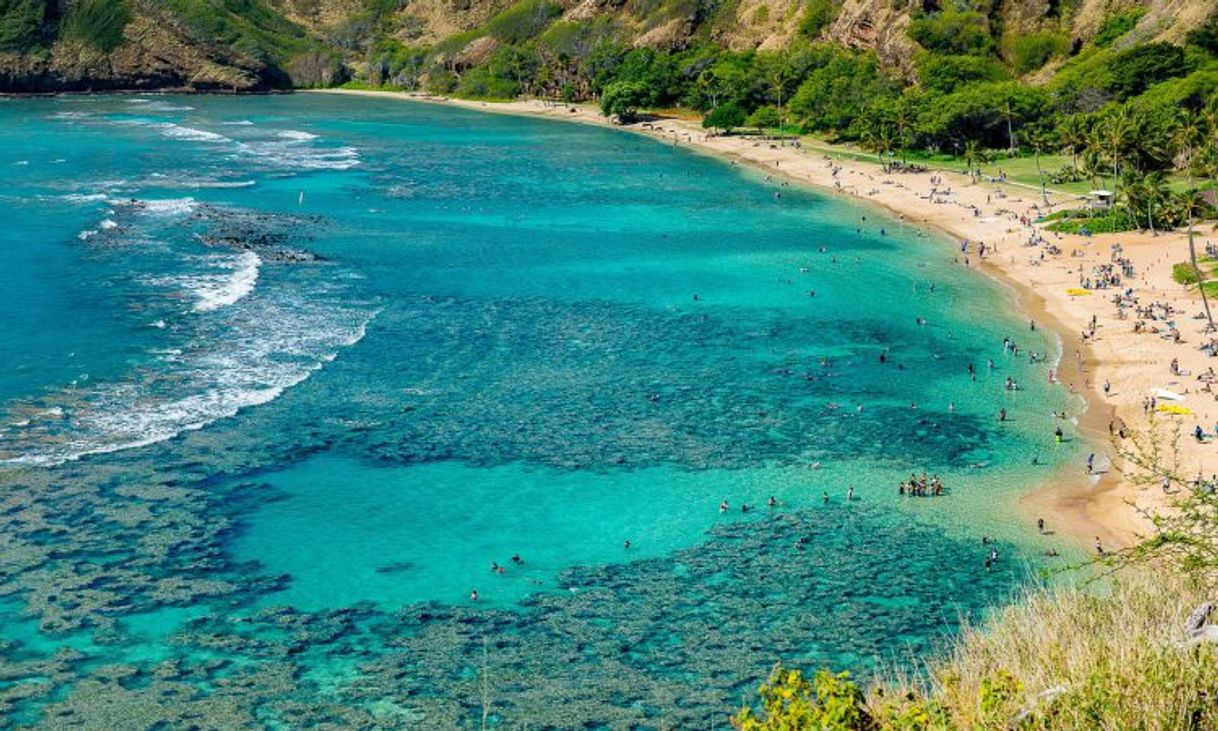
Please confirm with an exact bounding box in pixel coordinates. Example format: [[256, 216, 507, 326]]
[[0, 93, 1079, 727]]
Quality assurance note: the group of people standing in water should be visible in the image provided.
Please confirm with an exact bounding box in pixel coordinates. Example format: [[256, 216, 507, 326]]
[[899, 473, 945, 497]]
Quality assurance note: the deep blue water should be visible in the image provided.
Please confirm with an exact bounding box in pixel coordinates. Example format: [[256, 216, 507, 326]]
[[0, 93, 1078, 728]]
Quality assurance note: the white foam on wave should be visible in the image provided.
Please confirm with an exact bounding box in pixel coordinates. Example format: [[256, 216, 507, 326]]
[[190, 251, 261, 312], [278, 130, 318, 141], [61, 193, 109, 204], [100, 219, 118, 230], [158, 123, 229, 143], [234, 137, 361, 172], [1, 288, 378, 468], [223, 120, 255, 126], [190, 180, 257, 190], [110, 197, 198, 217]]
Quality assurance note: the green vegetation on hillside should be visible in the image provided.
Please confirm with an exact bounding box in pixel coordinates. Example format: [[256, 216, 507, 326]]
[[62, 0, 132, 53], [161, 0, 311, 64], [0, 0, 45, 53]]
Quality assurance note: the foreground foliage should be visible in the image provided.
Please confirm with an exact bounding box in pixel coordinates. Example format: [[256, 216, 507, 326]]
[[734, 575, 1218, 730]]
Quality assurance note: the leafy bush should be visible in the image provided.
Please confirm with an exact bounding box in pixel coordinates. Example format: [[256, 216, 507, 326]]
[[486, 0, 562, 44], [916, 53, 1008, 94], [599, 79, 651, 121], [1008, 31, 1069, 74], [1044, 208, 1137, 234], [1094, 8, 1146, 47], [746, 104, 781, 129], [62, 0, 132, 53], [1187, 18, 1218, 55], [798, 0, 837, 39], [788, 46, 899, 134], [703, 100, 746, 131], [1174, 261, 1202, 285], [1108, 43, 1190, 99], [0, 0, 44, 53], [733, 666, 869, 731], [908, 11, 993, 56]]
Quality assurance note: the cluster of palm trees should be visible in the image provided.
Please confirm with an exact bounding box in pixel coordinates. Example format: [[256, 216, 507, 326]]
[[1057, 102, 1218, 326], [857, 96, 1218, 326], [1057, 103, 1217, 231]]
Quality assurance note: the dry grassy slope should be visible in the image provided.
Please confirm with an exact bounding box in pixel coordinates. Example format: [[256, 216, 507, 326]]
[[1074, 0, 1218, 46]]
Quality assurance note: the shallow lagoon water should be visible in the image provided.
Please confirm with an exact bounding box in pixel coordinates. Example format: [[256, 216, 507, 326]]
[[0, 94, 1077, 727]]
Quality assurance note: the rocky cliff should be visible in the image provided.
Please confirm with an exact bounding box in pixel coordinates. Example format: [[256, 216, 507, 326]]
[[1, 0, 1215, 93]]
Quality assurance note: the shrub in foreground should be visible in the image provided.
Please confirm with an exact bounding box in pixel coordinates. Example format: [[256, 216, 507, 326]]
[[734, 574, 1218, 730]]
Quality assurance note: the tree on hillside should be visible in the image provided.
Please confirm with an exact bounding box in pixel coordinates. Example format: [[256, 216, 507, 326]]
[[703, 101, 746, 134], [599, 80, 650, 123], [0, 0, 44, 53]]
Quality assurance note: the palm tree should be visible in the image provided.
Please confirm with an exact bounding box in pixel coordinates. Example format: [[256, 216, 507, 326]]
[[893, 95, 917, 166], [1098, 106, 1136, 191], [1057, 114, 1090, 174], [1120, 174, 1147, 231], [1027, 127, 1054, 205], [1174, 110, 1204, 188], [1147, 171, 1171, 234], [1002, 100, 1018, 154], [858, 109, 895, 164], [1180, 188, 1215, 330], [963, 139, 985, 183]]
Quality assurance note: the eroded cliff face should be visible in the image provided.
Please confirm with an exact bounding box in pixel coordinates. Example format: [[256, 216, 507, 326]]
[[0, 0, 287, 94], [0, 3, 278, 93], [823, 0, 1218, 76]]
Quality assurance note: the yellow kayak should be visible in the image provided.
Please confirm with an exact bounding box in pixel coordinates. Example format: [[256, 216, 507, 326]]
[[1066, 288, 1091, 296], [1157, 404, 1192, 415]]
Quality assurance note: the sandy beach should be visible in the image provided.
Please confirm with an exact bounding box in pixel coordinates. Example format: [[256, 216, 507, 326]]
[[312, 88, 1218, 548]]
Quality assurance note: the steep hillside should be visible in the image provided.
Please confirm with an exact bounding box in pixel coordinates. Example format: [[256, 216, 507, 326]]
[[1, 0, 1216, 94], [0, 0, 318, 92]]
